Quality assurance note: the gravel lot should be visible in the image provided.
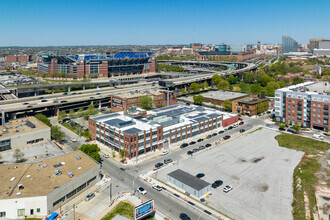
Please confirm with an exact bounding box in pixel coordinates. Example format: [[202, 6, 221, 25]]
[[156, 128, 304, 220]]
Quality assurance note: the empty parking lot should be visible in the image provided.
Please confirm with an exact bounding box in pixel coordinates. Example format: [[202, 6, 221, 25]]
[[155, 128, 304, 220]]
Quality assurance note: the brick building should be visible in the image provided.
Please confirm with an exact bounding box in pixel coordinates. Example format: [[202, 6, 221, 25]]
[[37, 52, 157, 78], [237, 51, 255, 61], [5, 55, 31, 63], [111, 90, 177, 112], [275, 81, 330, 131], [201, 90, 250, 105], [232, 97, 269, 116], [88, 104, 238, 160]]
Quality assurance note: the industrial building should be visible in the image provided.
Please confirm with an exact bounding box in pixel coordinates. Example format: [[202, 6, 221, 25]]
[[201, 90, 250, 106], [37, 52, 157, 79], [5, 55, 31, 63], [0, 151, 100, 219], [111, 89, 177, 112], [89, 104, 238, 160], [232, 96, 269, 116], [0, 116, 51, 152], [167, 169, 211, 199], [275, 81, 329, 131]]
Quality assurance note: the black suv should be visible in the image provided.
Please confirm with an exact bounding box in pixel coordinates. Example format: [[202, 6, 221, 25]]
[[180, 143, 188, 148], [189, 141, 196, 145], [197, 138, 204, 142], [180, 213, 191, 220]]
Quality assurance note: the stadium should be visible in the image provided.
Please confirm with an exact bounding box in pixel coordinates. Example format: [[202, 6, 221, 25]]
[[37, 52, 157, 78]]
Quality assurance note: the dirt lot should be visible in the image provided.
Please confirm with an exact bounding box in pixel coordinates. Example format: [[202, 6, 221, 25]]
[[156, 128, 304, 220]]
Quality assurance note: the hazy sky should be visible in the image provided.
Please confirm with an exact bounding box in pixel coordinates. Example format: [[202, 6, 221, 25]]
[[1, 0, 330, 46]]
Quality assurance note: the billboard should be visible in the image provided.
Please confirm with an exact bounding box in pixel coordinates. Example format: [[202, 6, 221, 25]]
[[134, 199, 155, 220], [112, 97, 122, 108]]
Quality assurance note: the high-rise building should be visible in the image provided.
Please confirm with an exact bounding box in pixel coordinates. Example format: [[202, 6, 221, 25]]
[[319, 40, 330, 49], [309, 38, 325, 51], [275, 81, 329, 131], [282, 36, 298, 54], [230, 44, 247, 54]]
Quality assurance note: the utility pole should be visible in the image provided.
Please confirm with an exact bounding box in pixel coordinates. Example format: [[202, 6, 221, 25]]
[[110, 182, 112, 204]]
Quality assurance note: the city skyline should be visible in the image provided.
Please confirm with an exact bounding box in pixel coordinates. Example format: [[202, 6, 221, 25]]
[[1, 0, 330, 46]]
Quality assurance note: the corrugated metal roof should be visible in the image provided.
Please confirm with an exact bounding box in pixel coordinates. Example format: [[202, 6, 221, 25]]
[[168, 169, 210, 191]]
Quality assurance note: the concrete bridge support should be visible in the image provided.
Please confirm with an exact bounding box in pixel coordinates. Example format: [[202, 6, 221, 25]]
[[67, 86, 70, 93]]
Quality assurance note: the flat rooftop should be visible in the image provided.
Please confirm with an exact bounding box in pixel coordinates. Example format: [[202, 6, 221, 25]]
[[90, 104, 237, 135], [168, 169, 210, 191], [202, 90, 249, 101], [0, 116, 49, 139], [278, 81, 330, 95], [0, 151, 99, 199], [114, 89, 168, 99]]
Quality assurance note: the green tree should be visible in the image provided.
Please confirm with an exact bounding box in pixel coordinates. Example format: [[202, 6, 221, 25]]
[[212, 74, 222, 85], [86, 104, 98, 115], [193, 95, 205, 105], [251, 84, 262, 95], [112, 151, 116, 158], [217, 80, 230, 90], [41, 73, 46, 78], [227, 75, 240, 84], [79, 144, 100, 161], [292, 77, 304, 85], [139, 96, 153, 110], [51, 125, 64, 142], [222, 100, 232, 112], [13, 149, 24, 162], [280, 124, 286, 129], [180, 89, 187, 95], [189, 83, 200, 93], [77, 108, 84, 117], [68, 109, 76, 118], [243, 71, 257, 83], [293, 125, 301, 132], [58, 111, 67, 121], [200, 82, 209, 90], [258, 74, 274, 87], [265, 81, 280, 96], [119, 149, 125, 161], [35, 113, 51, 127]]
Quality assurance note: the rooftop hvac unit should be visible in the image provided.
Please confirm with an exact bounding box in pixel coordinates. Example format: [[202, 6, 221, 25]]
[[10, 177, 16, 182], [26, 175, 31, 178], [16, 129, 19, 132], [18, 184, 24, 190], [76, 155, 81, 160], [41, 163, 47, 168], [16, 192, 21, 196]]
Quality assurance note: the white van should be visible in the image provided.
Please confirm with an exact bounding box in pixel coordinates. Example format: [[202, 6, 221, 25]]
[[313, 134, 324, 140]]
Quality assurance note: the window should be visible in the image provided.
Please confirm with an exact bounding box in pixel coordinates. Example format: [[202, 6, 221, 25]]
[[313, 108, 316, 112], [17, 209, 25, 217], [292, 100, 295, 103], [313, 113, 316, 116], [37, 208, 40, 213], [318, 119, 321, 123], [318, 114, 321, 117], [0, 212, 6, 217], [313, 118, 316, 121], [313, 103, 316, 106], [318, 109, 321, 112], [288, 104, 291, 108], [318, 104, 321, 107]]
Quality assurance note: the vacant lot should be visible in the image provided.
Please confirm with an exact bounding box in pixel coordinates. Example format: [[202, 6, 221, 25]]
[[156, 128, 304, 220]]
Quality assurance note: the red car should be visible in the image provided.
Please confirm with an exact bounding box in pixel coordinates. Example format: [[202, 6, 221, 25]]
[[239, 121, 244, 125]]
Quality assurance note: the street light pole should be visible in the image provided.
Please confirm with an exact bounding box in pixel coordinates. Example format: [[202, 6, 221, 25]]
[[110, 181, 112, 204]]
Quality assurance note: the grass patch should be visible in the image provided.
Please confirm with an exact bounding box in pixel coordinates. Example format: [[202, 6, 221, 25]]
[[275, 134, 329, 219], [102, 201, 134, 220], [275, 133, 329, 155]]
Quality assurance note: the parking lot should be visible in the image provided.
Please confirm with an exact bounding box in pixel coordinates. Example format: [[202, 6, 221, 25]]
[[155, 128, 304, 220]]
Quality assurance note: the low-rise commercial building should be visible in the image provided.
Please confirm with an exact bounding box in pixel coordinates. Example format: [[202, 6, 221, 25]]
[[0, 117, 51, 152], [0, 151, 100, 219], [167, 169, 211, 199], [201, 90, 250, 105], [89, 104, 238, 160], [111, 90, 177, 112], [275, 81, 330, 131], [232, 97, 269, 116]]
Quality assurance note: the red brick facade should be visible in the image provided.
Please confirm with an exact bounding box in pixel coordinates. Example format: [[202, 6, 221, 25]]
[[5, 55, 31, 63]]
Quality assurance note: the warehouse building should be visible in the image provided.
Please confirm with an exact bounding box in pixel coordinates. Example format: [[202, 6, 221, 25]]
[[167, 169, 211, 199], [89, 104, 238, 160], [0, 151, 100, 219], [201, 90, 250, 105], [0, 117, 51, 152]]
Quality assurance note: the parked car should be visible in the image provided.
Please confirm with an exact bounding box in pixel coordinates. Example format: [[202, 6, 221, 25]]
[[228, 126, 233, 130], [192, 148, 199, 153], [70, 137, 77, 142], [41, 99, 48, 102], [215, 180, 223, 186], [180, 143, 188, 148], [223, 185, 233, 193], [63, 92, 68, 95], [199, 145, 205, 150], [103, 154, 110, 158], [207, 135, 212, 139], [187, 151, 193, 155], [180, 213, 191, 220], [155, 162, 164, 169], [279, 127, 286, 131], [164, 158, 173, 164], [197, 138, 204, 142], [23, 102, 29, 105], [85, 193, 95, 201], [212, 133, 217, 136], [233, 124, 238, 128], [189, 141, 196, 145], [161, 150, 169, 156], [239, 121, 244, 125], [200, 198, 205, 202], [287, 128, 298, 134], [223, 135, 231, 140], [205, 143, 211, 148], [137, 187, 147, 195], [313, 134, 324, 140], [152, 184, 162, 191], [266, 124, 273, 128], [218, 130, 224, 134], [239, 129, 245, 133], [196, 173, 205, 178]]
